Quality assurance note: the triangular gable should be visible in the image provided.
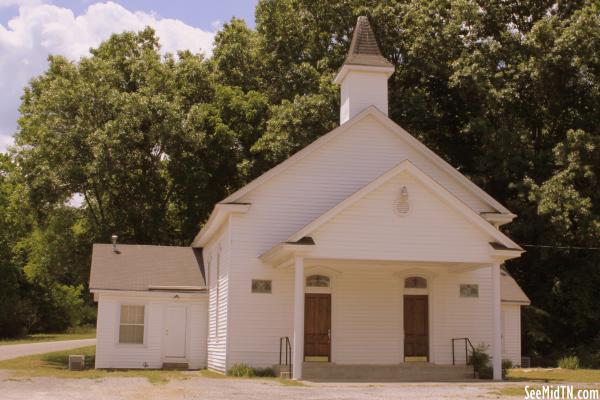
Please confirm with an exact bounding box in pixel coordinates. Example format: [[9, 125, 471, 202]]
[[288, 160, 520, 251], [221, 106, 511, 215]]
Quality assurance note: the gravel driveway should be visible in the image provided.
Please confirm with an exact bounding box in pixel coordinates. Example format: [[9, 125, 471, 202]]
[[0, 372, 516, 400], [0, 339, 96, 361]]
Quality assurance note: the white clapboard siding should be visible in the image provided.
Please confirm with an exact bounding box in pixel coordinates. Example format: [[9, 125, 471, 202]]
[[203, 224, 231, 373], [239, 115, 494, 256], [188, 302, 209, 369], [94, 293, 207, 369], [224, 259, 499, 367], [431, 268, 493, 365], [216, 113, 519, 369], [311, 171, 494, 263], [502, 304, 522, 366], [330, 267, 403, 364]]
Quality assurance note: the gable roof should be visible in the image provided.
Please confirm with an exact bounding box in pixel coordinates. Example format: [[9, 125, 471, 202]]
[[342, 16, 394, 69], [286, 160, 521, 250], [219, 107, 511, 215], [90, 244, 205, 292]]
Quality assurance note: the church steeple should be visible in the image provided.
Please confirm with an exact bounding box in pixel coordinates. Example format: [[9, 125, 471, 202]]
[[334, 16, 395, 124]]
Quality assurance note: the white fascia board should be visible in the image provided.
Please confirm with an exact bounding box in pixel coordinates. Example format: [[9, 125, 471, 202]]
[[218, 106, 512, 216], [191, 203, 250, 247]]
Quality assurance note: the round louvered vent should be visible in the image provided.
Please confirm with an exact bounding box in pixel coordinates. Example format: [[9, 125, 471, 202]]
[[394, 186, 410, 216]]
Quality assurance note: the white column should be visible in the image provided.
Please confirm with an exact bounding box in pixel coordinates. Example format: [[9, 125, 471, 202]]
[[491, 263, 502, 380], [292, 255, 305, 380]]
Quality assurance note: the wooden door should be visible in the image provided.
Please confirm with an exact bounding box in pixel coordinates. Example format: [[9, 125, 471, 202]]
[[304, 294, 331, 361], [404, 295, 429, 360], [164, 306, 187, 358]]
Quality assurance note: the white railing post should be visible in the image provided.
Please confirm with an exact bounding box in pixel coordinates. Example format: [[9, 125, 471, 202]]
[[292, 255, 305, 380], [491, 263, 502, 380]]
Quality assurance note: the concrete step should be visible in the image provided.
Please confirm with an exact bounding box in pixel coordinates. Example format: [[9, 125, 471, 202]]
[[302, 362, 475, 382], [274, 364, 292, 378], [162, 362, 189, 370]]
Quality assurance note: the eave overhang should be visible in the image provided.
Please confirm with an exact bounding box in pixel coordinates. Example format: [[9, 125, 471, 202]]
[[481, 212, 517, 227], [489, 242, 525, 261], [191, 202, 251, 247], [260, 237, 315, 267], [333, 64, 395, 84]]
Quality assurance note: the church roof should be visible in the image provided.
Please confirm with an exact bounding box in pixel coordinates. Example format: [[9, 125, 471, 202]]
[[343, 16, 394, 68]]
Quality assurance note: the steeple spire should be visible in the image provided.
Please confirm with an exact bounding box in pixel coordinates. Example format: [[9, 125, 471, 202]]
[[334, 16, 395, 124], [343, 16, 394, 69]]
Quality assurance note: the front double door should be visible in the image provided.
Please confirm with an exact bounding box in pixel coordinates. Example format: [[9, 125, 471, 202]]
[[304, 293, 331, 361]]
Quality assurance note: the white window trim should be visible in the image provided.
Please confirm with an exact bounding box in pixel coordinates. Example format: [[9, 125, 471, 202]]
[[117, 303, 147, 347]]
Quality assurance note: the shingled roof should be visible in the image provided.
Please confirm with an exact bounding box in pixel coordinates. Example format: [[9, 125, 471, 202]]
[[343, 16, 394, 68], [89, 244, 205, 292]]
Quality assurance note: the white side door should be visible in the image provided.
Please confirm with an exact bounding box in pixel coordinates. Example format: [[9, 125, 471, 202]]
[[164, 306, 187, 358]]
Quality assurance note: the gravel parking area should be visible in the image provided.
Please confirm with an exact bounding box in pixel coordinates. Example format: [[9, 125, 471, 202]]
[[0, 371, 517, 400]]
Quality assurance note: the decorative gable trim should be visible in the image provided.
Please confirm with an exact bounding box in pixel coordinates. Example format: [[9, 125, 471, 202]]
[[287, 160, 521, 251]]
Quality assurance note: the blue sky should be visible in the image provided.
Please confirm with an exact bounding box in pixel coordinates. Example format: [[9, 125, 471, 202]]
[[0, 0, 258, 29], [0, 0, 258, 150]]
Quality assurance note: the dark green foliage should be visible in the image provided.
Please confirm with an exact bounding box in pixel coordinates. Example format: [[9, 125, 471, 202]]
[[0, 1, 598, 364], [227, 363, 276, 377], [502, 359, 513, 379], [251, 366, 277, 377], [471, 344, 492, 379]]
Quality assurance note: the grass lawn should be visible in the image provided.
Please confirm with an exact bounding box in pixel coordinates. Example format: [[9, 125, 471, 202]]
[[0, 327, 96, 346], [507, 368, 600, 383], [0, 345, 302, 386]]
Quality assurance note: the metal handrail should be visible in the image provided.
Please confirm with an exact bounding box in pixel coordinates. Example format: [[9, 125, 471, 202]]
[[452, 337, 476, 378], [279, 336, 292, 376]]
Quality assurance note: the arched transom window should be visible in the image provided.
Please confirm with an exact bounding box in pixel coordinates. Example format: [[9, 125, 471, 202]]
[[404, 276, 427, 289], [306, 275, 330, 288]]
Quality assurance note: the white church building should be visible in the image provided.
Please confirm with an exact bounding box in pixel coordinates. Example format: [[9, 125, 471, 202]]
[[89, 16, 530, 381]]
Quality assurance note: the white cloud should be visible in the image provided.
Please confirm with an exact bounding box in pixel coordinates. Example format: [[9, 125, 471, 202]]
[[0, 1, 215, 151]]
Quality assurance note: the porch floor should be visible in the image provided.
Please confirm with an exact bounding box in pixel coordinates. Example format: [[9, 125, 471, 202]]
[[302, 362, 475, 382]]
